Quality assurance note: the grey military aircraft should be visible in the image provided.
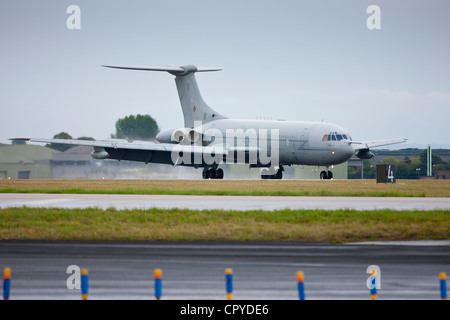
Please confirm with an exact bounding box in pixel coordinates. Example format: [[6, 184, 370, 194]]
[[11, 65, 406, 179]]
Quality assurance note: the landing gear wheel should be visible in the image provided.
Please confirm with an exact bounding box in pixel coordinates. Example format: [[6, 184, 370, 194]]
[[216, 168, 224, 179], [202, 168, 208, 179], [320, 170, 333, 180], [275, 169, 283, 179], [202, 167, 224, 179], [207, 169, 215, 179], [260, 167, 283, 179]]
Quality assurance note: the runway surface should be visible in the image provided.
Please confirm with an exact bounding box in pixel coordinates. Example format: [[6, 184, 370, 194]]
[[1, 193, 450, 210], [0, 241, 448, 300]]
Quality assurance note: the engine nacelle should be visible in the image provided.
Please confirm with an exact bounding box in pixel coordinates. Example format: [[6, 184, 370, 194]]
[[91, 148, 109, 159], [155, 128, 175, 143], [356, 149, 374, 160], [156, 128, 201, 144]]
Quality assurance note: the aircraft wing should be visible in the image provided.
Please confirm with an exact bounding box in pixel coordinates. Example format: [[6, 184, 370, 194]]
[[9, 138, 228, 166], [350, 138, 407, 150]]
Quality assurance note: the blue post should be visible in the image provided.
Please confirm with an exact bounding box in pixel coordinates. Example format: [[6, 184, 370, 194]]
[[440, 272, 447, 300], [81, 269, 89, 300], [155, 269, 162, 300], [3, 268, 11, 300], [225, 268, 233, 300], [370, 275, 377, 300], [297, 271, 305, 300]]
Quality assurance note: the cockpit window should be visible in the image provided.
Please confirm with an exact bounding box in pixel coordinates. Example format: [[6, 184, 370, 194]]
[[323, 133, 350, 141]]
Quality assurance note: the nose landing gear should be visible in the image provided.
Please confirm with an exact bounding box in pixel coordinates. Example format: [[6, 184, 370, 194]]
[[202, 165, 224, 179], [320, 167, 333, 180]]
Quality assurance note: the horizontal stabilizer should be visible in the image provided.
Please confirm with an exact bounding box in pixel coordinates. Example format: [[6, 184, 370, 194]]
[[102, 65, 222, 76]]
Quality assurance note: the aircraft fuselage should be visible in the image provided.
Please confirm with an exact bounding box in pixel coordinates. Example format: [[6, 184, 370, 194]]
[[201, 118, 355, 167]]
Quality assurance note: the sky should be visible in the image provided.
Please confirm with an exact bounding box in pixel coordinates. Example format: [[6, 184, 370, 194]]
[[1, 0, 449, 148]]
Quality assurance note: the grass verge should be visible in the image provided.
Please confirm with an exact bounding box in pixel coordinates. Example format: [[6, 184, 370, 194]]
[[0, 207, 448, 243], [1, 179, 450, 197]]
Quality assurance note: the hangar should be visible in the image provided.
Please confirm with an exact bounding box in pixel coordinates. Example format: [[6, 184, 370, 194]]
[[0, 144, 59, 179]]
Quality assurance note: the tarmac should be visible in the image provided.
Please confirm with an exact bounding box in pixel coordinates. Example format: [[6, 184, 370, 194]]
[[0, 240, 448, 300]]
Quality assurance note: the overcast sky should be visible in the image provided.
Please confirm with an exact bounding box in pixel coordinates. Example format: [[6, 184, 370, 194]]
[[1, 0, 449, 148]]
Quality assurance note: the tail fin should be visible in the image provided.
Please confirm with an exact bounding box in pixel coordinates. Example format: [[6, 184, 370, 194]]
[[103, 64, 227, 128]]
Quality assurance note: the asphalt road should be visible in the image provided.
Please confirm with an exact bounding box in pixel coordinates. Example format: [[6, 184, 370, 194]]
[[1, 193, 450, 210], [0, 241, 448, 300]]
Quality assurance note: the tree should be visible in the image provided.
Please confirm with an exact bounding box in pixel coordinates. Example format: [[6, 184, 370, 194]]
[[402, 156, 411, 165], [47, 132, 73, 152], [77, 136, 95, 141], [111, 114, 159, 141], [418, 150, 447, 176]]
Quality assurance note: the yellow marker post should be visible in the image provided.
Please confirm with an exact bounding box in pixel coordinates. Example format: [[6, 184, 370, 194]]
[[225, 268, 233, 300]]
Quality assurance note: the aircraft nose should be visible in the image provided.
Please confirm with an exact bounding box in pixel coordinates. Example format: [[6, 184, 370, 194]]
[[335, 142, 354, 162], [344, 143, 354, 159]]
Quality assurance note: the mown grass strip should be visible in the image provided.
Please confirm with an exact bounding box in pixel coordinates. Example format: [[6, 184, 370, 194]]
[[1, 179, 449, 197], [0, 187, 426, 198], [0, 207, 448, 243]]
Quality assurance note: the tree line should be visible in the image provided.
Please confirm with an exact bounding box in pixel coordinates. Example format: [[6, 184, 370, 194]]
[[46, 114, 159, 152]]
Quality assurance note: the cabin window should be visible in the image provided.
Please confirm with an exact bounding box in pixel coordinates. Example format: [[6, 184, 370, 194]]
[[322, 135, 328, 141]]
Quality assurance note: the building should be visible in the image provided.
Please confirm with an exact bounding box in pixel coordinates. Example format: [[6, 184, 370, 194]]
[[51, 146, 105, 179], [0, 144, 59, 179], [435, 170, 450, 180]]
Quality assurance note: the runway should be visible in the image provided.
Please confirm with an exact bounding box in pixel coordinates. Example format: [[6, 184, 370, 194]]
[[0, 241, 448, 300], [1, 193, 450, 210]]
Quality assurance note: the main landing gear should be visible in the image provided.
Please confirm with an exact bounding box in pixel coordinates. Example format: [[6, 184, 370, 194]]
[[261, 166, 284, 180], [202, 165, 224, 179]]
